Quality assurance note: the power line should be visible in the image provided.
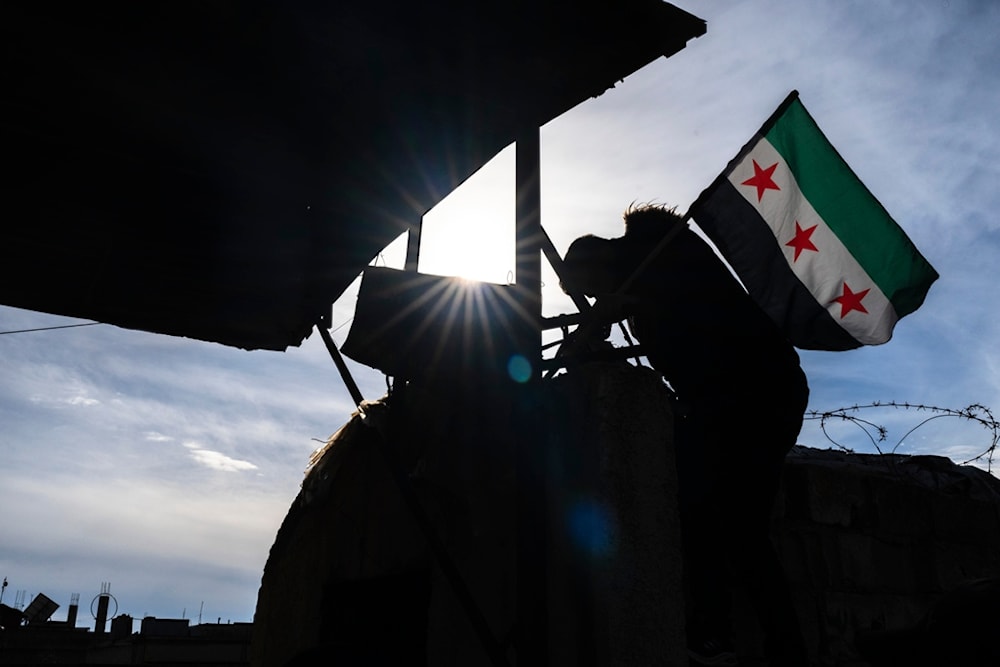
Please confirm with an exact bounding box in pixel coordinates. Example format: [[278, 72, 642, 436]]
[[3, 317, 347, 337], [0, 322, 103, 336]]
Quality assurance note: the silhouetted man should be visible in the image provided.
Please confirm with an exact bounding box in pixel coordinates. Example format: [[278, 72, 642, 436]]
[[561, 203, 809, 667]]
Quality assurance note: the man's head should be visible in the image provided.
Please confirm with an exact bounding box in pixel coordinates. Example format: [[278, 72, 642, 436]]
[[622, 203, 684, 240], [560, 234, 620, 297], [561, 204, 685, 297]]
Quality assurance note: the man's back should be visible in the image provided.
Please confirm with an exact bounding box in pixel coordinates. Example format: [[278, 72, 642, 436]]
[[613, 225, 801, 401]]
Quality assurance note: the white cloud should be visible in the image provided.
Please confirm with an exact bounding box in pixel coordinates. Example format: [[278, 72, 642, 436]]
[[0, 468, 294, 622], [66, 395, 99, 406], [186, 448, 259, 473]]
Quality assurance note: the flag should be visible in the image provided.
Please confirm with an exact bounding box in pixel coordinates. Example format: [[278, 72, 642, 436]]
[[688, 90, 938, 350]]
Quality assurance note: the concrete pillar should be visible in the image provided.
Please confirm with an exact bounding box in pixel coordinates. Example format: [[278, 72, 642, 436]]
[[252, 361, 686, 667]]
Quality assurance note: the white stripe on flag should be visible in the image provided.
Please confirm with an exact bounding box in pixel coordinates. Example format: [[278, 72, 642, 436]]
[[726, 139, 898, 344]]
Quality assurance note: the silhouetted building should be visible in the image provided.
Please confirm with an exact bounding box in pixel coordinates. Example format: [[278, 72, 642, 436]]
[[0, 599, 251, 666]]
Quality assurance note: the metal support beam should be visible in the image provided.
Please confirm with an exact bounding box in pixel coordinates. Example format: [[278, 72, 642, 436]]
[[405, 217, 423, 272], [515, 132, 543, 336], [317, 317, 365, 408], [514, 126, 546, 666]]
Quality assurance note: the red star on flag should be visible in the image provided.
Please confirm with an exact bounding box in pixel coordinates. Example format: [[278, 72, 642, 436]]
[[785, 221, 819, 261], [831, 282, 870, 318], [741, 159, 781, 201]]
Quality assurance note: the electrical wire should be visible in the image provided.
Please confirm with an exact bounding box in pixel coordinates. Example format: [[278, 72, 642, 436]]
[[0, 322, 102, 335]]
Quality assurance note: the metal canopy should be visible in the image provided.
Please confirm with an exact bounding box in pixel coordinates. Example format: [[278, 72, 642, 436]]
[[1, 1, 704, 351]]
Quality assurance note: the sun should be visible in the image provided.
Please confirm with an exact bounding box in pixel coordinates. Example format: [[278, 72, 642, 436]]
[[415, 149, 516, 285], [417, 217, 514, 284]]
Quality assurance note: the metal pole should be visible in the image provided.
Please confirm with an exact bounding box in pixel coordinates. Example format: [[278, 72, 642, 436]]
[[515, 125, 546, 666], [316, 317, 365, 408], [405, 217, 423, 272]]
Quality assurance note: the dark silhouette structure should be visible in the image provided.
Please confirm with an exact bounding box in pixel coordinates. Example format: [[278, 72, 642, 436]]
[[253, 362, 686, 666], [0, 601, 252, 665], [0, 6, 707, 664], [1, 2, 705, 351], [561, 204, 809, 666], [775, 447, 1000, 667], [856, 577, 1000, 667]]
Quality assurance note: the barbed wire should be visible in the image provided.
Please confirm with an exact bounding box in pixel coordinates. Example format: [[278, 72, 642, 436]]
[[803, 401, 1000, 471]]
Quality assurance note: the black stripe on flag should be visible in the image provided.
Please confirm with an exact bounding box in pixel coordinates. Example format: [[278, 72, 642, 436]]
[[693, 178, 861, 351]]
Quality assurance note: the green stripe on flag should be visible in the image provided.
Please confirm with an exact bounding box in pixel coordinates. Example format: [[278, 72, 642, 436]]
[[765, 99, 938, 317]]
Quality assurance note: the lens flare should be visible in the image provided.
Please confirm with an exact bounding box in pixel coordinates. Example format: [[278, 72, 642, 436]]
[[567, 500, 615, 559], [507, 354, 533, 383]]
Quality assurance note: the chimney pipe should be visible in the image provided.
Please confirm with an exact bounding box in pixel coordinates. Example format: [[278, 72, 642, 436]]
[[67, 593, 79, 628], [95, 595, 109, 634], [94, 583, 112, 634]]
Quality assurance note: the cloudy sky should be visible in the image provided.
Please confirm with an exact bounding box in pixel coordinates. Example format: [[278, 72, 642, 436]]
[[3, 0, 999, 625]]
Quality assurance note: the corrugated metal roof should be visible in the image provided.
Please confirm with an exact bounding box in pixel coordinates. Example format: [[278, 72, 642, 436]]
[[1, 1, 704, 350]]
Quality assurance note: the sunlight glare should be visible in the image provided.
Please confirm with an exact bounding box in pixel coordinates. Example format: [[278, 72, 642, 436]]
[[418, 146, 516, 285]]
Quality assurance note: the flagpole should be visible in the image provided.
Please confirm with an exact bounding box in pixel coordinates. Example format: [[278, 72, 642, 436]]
[[611, 91, 802, 301], [552, 91, 803, 365], [687, 89, 800, 216], [616, 212, 692, 295], [546, 212, 691, 370]]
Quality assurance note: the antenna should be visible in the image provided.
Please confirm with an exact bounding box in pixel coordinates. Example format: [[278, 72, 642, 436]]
[[198, 601, 203, 625]]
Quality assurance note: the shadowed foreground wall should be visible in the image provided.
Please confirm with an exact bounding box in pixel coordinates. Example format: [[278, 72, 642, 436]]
[[767, 447, 1000, 667], [251, 362, 684, 666], [253, 357, 1000, 666]]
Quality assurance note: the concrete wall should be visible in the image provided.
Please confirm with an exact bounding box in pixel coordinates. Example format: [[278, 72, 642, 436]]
[[252, 362, 685, 666], [766, 448, 1000, 667], [252, 357, 1000, 667]]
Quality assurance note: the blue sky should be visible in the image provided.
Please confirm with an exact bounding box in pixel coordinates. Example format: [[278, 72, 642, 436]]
[[2, 0, 999, 625]]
